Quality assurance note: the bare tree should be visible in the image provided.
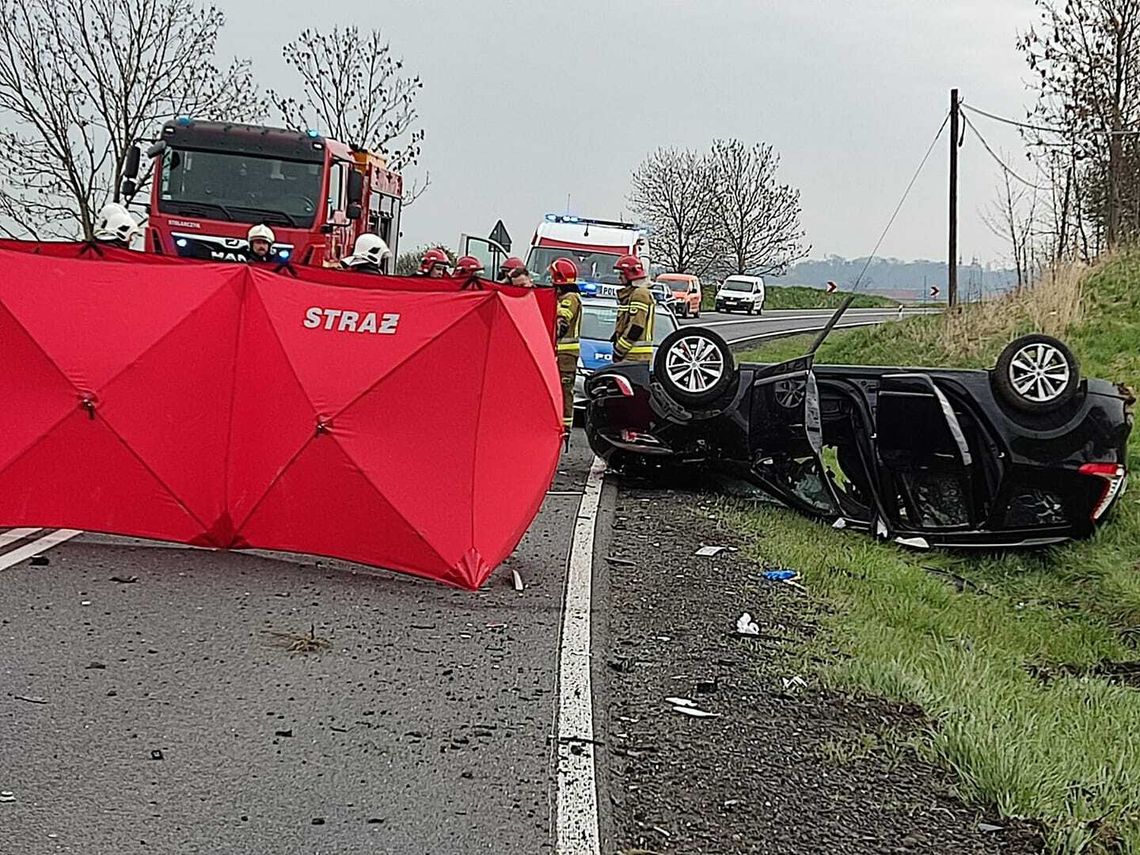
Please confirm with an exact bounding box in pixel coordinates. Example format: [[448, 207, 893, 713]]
[[0, 0, 263, 240], [706, 139, 809, 278], [983, 161, 1040, 293], [1019, 0, 1140, 249], [273, 26, 427, 203], [629, 147, 719, 277]]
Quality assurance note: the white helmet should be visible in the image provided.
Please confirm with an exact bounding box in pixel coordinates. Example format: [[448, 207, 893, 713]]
[[93, 203, 141, 243], [342, 233, 391, 268], [247, 224, 276, 244]]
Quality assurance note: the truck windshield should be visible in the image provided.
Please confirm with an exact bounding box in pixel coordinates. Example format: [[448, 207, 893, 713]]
[[527, 247, 625, 285], [158, 148, 323, 228]]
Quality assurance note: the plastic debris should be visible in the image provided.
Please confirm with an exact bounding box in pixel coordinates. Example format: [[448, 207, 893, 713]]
[[735, 613, 760, 636], [833, 518, 847, 529], [665, 697, 694, 707], [0, 791, 14, 804], [781, 676, 808, 692], [978, 823, 1005, 833], [511, 569, 524, 592], [14, 695, 47, 705], [672, 706, 720, 718], [694, 545, 726, 557], [150, 749, 164, 761], [696, 679, 718, 694], [110, 575, 138, 584], [762, 569, 798, 582], [30, 556, 48, 567]]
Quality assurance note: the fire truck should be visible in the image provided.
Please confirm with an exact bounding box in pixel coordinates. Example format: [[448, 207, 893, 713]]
[[525, 214, 650, 295], [120, 118, 403, 267]]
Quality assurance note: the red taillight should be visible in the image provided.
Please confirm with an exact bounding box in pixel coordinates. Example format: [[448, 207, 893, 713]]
[[1079, 463, 1127, 521], [612, 375, 634, 397]]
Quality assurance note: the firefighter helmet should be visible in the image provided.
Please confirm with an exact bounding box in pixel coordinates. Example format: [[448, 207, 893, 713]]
[[342, 233, 391, 268], [499, 256, 526, 279], [454, 256, 485, 278], [93, 203, 141, 243], [549, 257, 578, 286], [419, 247, 451, 274], [614, 254, 646, 283], [247, 224, 276, 244]]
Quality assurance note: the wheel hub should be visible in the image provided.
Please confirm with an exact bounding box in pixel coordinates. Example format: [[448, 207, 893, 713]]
[[1008, 342, 1070, 403], [664, 336, 724, 394]]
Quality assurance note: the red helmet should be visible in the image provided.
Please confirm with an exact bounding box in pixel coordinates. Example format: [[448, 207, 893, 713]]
[[418, 247, 450, 274], [549, 257, 578, 286], [454, 255, 485, 277], [614, 254, 646, 282], [498, 256, 526, 280]]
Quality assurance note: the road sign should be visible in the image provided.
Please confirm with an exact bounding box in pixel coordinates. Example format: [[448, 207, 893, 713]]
[[930, 285, 941, 298], [489, 220, 511, 252], [826, 280, 837, 293]]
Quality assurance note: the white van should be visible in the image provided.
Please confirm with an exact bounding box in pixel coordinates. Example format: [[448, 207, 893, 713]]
[[714, 275, 765, 314]]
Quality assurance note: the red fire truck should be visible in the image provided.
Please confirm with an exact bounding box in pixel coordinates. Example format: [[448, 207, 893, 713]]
[[120, 118, 403, 267]]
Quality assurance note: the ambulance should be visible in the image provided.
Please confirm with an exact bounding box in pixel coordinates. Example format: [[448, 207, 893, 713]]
[[524, 214, 650, 297]]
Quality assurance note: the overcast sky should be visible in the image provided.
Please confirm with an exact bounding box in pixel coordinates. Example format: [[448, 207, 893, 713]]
[[215, 0, 1037, 266]]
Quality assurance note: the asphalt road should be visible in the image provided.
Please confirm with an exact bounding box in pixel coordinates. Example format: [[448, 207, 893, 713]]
[[0, 439, 601, 855], [0, 306, 930, 854], [679, 306, 936, 347]]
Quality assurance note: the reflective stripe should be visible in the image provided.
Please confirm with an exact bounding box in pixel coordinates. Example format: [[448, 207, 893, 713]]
[[627, 346, 653, 354], [557, 343, 581, 353]]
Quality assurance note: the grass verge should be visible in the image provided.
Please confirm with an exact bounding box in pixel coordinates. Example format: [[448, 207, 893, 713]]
[[726, 254, 1140, 853], [763, 284, 901, 310]]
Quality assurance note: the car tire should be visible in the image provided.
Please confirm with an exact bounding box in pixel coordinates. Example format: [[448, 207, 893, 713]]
[[654, 327, 739, 409], [992, 334, 1081, 414]]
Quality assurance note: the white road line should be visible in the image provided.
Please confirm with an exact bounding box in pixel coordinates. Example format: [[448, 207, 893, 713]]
[[0, 529, 83, 571], [689, 308, 931, 329], [0, 528, 41, 551], [555, 455, 606, 855]]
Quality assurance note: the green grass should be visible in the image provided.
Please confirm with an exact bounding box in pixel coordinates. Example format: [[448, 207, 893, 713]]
[[722, 253, 1140, 853], [763, 284, 901, 310]]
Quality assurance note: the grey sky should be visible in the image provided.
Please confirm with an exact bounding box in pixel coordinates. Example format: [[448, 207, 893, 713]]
[[215, 0, 1036, 267]]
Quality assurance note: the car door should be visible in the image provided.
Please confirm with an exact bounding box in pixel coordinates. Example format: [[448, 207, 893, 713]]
[[873, 373, 988, 536], [747, 357, 844, 518], [457, 235, 509, 279]]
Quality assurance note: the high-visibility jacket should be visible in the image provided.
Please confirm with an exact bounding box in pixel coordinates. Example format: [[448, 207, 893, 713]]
[[556, 290, 582, 354], [613, 283, 655, 362]]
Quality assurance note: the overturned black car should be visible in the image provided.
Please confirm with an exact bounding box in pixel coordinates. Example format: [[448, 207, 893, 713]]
[[584, 304, 1133, 549]]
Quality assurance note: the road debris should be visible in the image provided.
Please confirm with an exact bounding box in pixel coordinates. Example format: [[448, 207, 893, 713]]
[[833, 518, 848, 529], [781, 675, 808, 693], [762, 569, 799, 582], [0, 791, 14, 803], [150, 749, 164, 761], [695, 545, 727, 557], [607, 555, 637, 567], [29, 556, 49, 566], [672, 705, 720, 719], [110, 575, 138, 584], [736, 613, 760, 636], [665, 697, 694, 707], [512, 569, 525, 592], [13, 695, 47, 705], [264, 623, 330, 656], [86, 662, 106, 670], [979, 823, 1005, 833]]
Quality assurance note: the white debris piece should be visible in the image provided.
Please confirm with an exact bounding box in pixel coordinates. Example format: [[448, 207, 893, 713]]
[[735, 613, 760, 636], [782, 675, 807, 692], [833, 518, 847, 530], [672, 706, 720, 718], [665, 697, 694, 708], [694, 545, 726, 557]]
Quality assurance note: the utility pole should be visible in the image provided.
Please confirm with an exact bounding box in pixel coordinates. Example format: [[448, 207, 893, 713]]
[[948, 88, 959, 308]]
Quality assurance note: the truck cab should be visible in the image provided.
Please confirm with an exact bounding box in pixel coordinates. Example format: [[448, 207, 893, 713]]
[[122, 119, 403, 267], [523, 214, 650, 288]]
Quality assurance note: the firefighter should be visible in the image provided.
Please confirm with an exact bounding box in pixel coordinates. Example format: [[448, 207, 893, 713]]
[[418, 247, 451, 277], [498, 256, 526, 283], [246, 224, 276, 263], [550, 257, 582, 443], [453, 256, 485, 279], [611, 254, 656, 363], [92, 203, 141, 249], [340, 234, 392, 274]]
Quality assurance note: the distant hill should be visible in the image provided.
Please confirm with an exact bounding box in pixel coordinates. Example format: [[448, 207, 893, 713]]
[[766, 256, 1017, 302]]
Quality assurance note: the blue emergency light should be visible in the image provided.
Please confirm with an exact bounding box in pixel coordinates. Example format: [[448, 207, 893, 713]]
[[278, 249, 291, 259], [175, 116, 191, 126], [175, 238, 188, 248]]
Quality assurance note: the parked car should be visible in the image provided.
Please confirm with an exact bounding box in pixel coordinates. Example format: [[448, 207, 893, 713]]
[[573, 296, 681, 411], [649, 281, 675, 306], [584, 321, 1133, 549], [657, 273, 703, 318], [715, 275, 766, 314]]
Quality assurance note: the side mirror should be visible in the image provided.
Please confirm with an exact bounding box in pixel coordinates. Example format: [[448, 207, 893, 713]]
[[124, 145, 141, 180], [145, 140, 167, 159], [121, 178, 138, 200], [346, 202, 362, 221], [346, 169, 364, 207]]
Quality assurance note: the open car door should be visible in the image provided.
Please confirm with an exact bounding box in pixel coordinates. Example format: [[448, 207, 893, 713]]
[[747, 356, 846, 519], [458, 235, 509, 279], [873, 373, 993, 542]]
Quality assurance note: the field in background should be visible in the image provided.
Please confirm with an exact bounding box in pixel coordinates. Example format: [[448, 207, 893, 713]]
[[762, 284, 901, 310], [729, 255, 1140, 853]]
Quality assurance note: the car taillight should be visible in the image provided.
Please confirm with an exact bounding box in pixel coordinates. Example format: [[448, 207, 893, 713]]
[[590, 375, 634, 398], [1079, 463, 1127, 521], [620, 429, 661, 446]]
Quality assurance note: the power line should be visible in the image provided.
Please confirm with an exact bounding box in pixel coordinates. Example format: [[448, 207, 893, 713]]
[[961, 113, 1049, 192], [962, 100, 1140, 137], [850, 110, 952, 291]]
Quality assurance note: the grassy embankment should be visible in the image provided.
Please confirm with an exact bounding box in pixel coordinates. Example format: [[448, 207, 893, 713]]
[[725, 255, 1140, 853]]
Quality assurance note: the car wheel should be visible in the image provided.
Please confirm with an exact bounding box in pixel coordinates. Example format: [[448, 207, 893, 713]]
[[993, 334, 1081, 413], [654, 327, 739, 408]]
